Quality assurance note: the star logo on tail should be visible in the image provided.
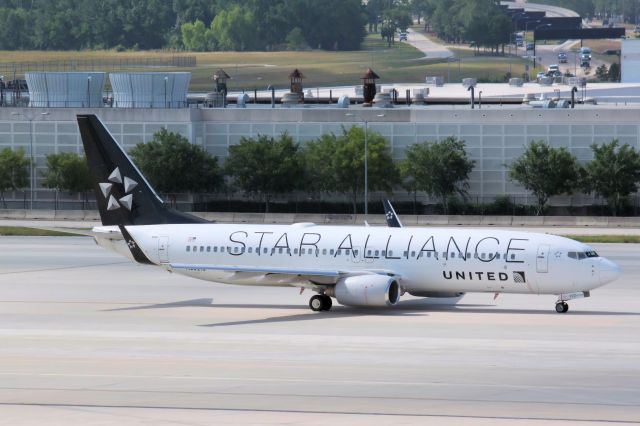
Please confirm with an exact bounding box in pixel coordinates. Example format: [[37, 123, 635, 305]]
[[100, 167, 138, 211]]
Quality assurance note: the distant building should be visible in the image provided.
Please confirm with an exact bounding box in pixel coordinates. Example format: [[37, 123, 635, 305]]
[[26, 72, 106, 108], [110, 72, 190, 108]]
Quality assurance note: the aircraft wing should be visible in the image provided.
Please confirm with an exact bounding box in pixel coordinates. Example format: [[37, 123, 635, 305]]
[[169, 263, 398, 285]]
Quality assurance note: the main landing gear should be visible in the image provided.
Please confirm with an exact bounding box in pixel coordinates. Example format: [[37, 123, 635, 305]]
[[555, 301, 569, 313], [309, 294, 333, 312]]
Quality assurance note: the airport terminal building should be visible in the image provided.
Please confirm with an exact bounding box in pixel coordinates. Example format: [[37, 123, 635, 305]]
[[1, 102, 639, 209]]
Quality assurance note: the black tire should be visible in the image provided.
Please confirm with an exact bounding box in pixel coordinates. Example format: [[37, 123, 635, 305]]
[[309, 295, 324, 312], [555, 302, 568, 313], [321, 295, 333, 311], [563, 302, 569, 313]]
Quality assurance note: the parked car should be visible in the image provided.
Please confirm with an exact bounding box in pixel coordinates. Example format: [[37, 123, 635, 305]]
[[558, 52, 568, 63], [536, 71, 547, 80], [399, 32, 407, 41], [547, 64, 560, 73], [580, 53, 591, 62], [526, 42, 534, 51]]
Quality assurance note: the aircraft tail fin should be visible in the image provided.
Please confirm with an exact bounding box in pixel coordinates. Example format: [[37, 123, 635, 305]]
[[77, 114, 207, 226], [383, 199, 403, 228]]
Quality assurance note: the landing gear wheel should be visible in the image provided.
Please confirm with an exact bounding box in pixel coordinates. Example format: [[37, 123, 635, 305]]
[[321, 295, 333, 311], [309, 295, 324, 312], [555, 301, 569, 313]]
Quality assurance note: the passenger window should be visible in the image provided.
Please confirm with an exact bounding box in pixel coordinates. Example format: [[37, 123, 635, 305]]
[[578, 252, 586, 260], [337, 250, 342, 256], [192, 246, 197, 252], [382, 251, 386, 257], [322, 249, 327, 255], [206, 246, 211, 252], [474, 253, 478, 258], [411, 251, 416, 257], [495, 253, 500, 260], [345, 249, 351, 255], [248, 247, 252, 253], [481, 253, 485, 259], [427, 252, 431, 258], [374, 250, 379, 256], [451, 252, 456, 258], [568, 251, 576, 259], [278, 248, 283, 254], [213, 247, 218, 253], [294, 248, 299, 255], [367, 250, 371, 256], [466, 253, 471, 258], [221, 247, 225, 253], [442, 252, 447, 258], [388, 250, 393, 257], [186, 246, 190, 252], [200, 246, 204, 252], [354, 250, 359, 256], [263, 248, 268, 254], [403, 251, 408, 257], [330, 249, 335, 255], [510, 254, 515, 260]]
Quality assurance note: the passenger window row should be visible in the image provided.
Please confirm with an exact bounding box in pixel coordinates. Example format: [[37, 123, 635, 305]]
[[184, 245, 515, 260]]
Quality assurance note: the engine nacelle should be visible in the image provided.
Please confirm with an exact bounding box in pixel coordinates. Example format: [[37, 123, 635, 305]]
[[328, 275, 400, 307]]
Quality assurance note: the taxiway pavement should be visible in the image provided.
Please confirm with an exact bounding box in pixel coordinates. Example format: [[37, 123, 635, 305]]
[[1, 236, 639, 425]]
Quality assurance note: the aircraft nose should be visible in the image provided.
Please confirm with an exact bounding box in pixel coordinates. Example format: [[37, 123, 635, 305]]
[[599, 258, 621, 285]]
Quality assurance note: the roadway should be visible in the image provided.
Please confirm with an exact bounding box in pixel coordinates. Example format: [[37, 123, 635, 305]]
[[0, 236, 639, 425]]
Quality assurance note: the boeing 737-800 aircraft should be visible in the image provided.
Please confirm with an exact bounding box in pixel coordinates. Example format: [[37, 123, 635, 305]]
[[77, 114, 621, 313]]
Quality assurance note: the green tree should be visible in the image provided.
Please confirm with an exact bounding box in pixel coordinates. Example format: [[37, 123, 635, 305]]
[[608, 62, 621, 82], [595, 64, 609, 81], [211, 4, 257, 51], [181, 19, 215, 51], [286, 27, 307, 50], [42, 152, 93, 208], [583, 140, 640, 216], [302, 133, 339, 197], [303, 126, 398, 214], [0, 147, 29, 208], [508, 140, 580, 215], [225, 133, 304, 212], [129, 128, 222, 195], [402, 137, 475, 214]]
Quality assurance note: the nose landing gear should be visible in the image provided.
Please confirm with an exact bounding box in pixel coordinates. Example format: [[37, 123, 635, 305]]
[[309, 294, 333, 312], [555, 301, 569, 313]]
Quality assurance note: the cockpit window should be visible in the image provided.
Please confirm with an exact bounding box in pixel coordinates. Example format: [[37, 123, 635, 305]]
[[569, 250, 599, 260]]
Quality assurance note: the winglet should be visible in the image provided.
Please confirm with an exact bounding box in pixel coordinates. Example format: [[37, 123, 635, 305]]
[[383, 199, 403, 228]]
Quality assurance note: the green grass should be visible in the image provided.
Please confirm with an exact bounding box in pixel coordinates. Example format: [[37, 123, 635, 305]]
[[562, 235, 640, 244], [0, 226, 79, 237], [0, 33, 539, 91]]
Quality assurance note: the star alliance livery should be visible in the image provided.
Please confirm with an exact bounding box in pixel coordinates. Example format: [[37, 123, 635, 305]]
[[78, 114, 621, 314]]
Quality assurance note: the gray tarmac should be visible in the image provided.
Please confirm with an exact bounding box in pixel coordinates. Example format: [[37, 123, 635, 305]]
[[1, 236, 639, 425]]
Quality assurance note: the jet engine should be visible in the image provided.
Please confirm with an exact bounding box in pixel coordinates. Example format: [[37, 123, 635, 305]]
[[326, 275, 400, 307]]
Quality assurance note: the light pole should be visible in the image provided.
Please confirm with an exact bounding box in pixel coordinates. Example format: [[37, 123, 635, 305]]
[[164, 76, 168, 108], [533, 23, 552, 69], [345, 112, 385, 216], [11, 111, 49, 210], [267, 85, 275, 108], [512, 12, 526, 56], [86, 76, 92, 108]]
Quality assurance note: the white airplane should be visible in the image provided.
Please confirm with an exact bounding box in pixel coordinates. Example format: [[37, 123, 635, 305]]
[[78, 114, 621, 314]]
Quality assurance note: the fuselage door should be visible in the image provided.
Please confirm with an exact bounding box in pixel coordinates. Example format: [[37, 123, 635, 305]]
[[536, 244, 550, 273], [158, 236, 170, 264]]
